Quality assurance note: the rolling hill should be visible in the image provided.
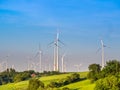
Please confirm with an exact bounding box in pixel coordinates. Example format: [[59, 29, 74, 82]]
[[0, 72, 95, 90]]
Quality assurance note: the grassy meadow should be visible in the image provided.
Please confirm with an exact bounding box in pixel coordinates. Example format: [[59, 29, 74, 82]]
[[0, 72, 95, 90]]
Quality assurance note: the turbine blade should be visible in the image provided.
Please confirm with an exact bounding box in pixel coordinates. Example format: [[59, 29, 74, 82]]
[[57, 28, 59, 40], [47, 41, 55, 48], [55, 43, 61, 48], [39, 43, 41, 51], [48, 41, 54, 45], [34, 52, 39, 58], [101, 40, 103, 45], [103, 44, 110, 48], [96, 48, 101, 53], [58, 39, 65, 46]]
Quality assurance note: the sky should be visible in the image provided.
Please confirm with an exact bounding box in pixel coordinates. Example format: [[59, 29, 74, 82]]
[[0, 0, 120, 72]]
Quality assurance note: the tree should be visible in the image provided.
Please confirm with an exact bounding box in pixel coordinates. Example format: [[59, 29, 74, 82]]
[[28, 78, 44, 90], [14, 74, 23, 82], [47, 81, 59, 88], [87, 64, 101, 82], [102, 60, 120, 76], [95, 75, 120, 90], [88, 64, 101, 73], [70, 73, 80, 82]]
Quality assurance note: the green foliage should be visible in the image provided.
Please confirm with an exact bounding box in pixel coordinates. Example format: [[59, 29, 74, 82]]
[[14, 71, 32, 82], [90, 60, 120, 90], [28, 78, 44, 90], [0, 68, 16, 85], [102, 60, 120, 76], [0, 72, 91, 90], [95, 60, 120, 80], [64, 76, 72, 85], [47, 81, 59, 88], [41, 71, 61, 76], [87, 64, 101, 82], [0, 68, 39, 85], [95, 75, 120, 90], [62, 87, 70, 90], [71, 73, 80, 82], [88, 64, 101, 73], [47, 73, 80, 88]]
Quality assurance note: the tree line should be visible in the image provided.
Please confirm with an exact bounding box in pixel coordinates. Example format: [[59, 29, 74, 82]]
[[0, 69, 62, 85], [0, 69, 38, 85]]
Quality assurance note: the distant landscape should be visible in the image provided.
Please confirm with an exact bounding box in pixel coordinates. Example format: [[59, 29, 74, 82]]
[[0, 60, 120, 90], [0, 71, 95, 90], [0, 0, 120, 90]]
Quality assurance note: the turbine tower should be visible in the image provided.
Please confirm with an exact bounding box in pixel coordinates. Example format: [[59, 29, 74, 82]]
[[38, 44, 42, 72], [27, 59, 30, 71], [53, 31, 59, 71], [11, 64, 15, 69], [101, 40, 105, 69], [35, 44, 42, 72], [0, 61, 7, 72], [61, 53, 66, 72], [53, 42, 56, 71], [56, 31, 59, 71]]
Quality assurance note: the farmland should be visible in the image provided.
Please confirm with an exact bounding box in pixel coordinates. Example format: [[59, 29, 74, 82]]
[[0, 72, 95, 90]]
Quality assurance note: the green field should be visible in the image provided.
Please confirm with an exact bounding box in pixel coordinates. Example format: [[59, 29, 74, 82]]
[[0, 72, 95, 90], [61, 80, 95, 90]]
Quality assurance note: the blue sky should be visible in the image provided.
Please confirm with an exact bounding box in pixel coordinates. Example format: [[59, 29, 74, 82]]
[[0, 0, 120, 71]]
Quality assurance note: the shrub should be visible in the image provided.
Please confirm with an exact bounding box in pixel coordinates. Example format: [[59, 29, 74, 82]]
[[47, 73, 80, 89], [28, 78, 44, 90], [62, 87, 70, 90], [47, 81, 59, 88], [71, 73, 80, 82], [87, 64, 101, 82], [95, 75, 120, 90]]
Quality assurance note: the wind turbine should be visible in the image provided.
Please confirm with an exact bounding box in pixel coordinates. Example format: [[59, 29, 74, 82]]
[[39, 44, 42, 72], [0, 61, 7, 72], [61, 53, 66, 72], [27, 59, 30, 71], [56, 31, 59, 71], [97, 40, 109, 69], [101, 40, 107, 69], [35, 44, 42, 72], [11, 64, 15, 69], [49, 30, 64, 71], [74, 64, 82, 72]]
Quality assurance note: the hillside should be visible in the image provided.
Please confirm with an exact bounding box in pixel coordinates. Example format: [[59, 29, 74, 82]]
[[0, 72, 95, 90]]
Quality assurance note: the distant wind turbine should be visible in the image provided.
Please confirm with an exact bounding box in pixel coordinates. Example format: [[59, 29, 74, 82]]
[[101, 40, 105, 69], [0, 61, 7, 72], [74, 64, 82, 72], [97, 40, 110, 69], [48, 30, 64, 71], [35, 44, 42, 72], [11, 64, 15, 69], [61, 53, 66, 72]]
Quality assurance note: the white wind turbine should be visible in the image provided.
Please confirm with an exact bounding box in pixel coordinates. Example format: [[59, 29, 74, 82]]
[[0, 61, 7, 72], [0, 55, 9, 72], [74, 64, 82, 72], [61, 53, 66, 72], [101, 40, 105, 69], [35, 44, 42, 72], [101, 40, 108, 69], [97, 40, 109, 69], [49, 30, 64, 71]]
